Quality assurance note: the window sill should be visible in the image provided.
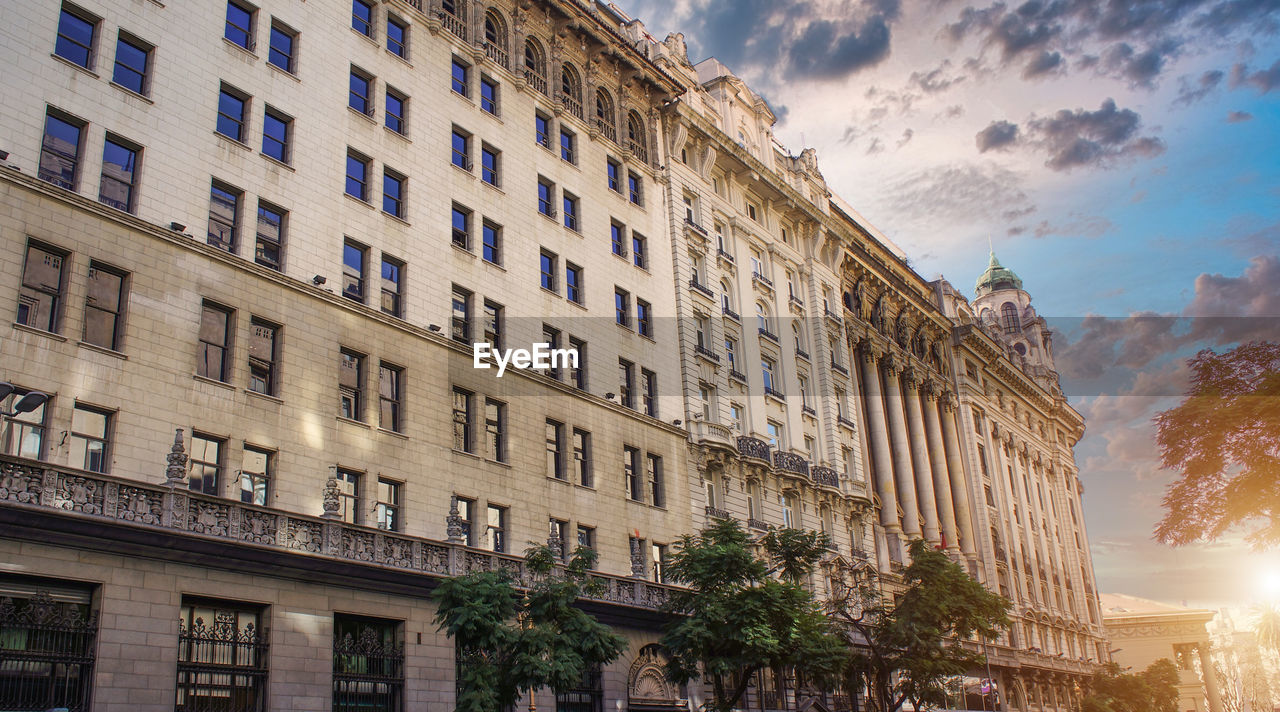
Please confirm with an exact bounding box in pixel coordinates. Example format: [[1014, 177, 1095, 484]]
[[11, 322, 67, 342], [109, 81, 153, 103], [50, 53, 99, 78], [337, 415, 371, 429], [377, 427, 408, 440], [638, 332, 656, 343], [540, 286, 560, 298], [451, 243, 475, 258], [450, 90, 475, 108], [548, 475, 571, 485], [193, 373, 235, 390], [567, 299, 588, 311], [343, 192, 375, 210], [260, 153, 295, 171], [382, 211, 411, 226], [245, 389, 284, 404], [348, 106, 378, 125], [266, 62, 300, 81], [452, 448, 483, 461], [222, 37, 258, 59], [480, 180, 504, 195], [384, 126, 411, 142], [485, 458, 511, 469], [213, 131, 253, 151], [538, 212, 559, 226], [574, 482, 596, 493], [386, 48, 412, 67], [451, 163, 475, 179], [351, 26, 379, 47], [480, 109, 503, 124], [481, 258, 506, 272], [77, 340, 127, 359]]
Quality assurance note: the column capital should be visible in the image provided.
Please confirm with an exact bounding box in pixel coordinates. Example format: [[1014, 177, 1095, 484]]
[[881, 351, 903, 376], [902, 366, 921, 390], [856, 338, 880, 365]]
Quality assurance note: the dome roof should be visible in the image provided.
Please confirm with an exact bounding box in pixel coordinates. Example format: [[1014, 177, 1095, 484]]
[[975, 251, 1023, 297]]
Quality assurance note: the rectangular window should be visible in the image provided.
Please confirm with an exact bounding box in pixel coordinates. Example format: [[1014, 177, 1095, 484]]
[[637, 299, 652, 338], [542, 325, 562, 379], [451, 127, 471, 170], [335, 467, 361, 523], [451, 57, 469, 96], [540, 250, 557, 292], [762, 357, 777, 392], [651, 543, 667, 582], [483, 300, 503, 351], [217, 85, 248, 142], [569, 336, 586, 390], [225, 0, 254, 49], [606, 158, 621, 193], [351, 0, 373, 36], [17, 242, 66, 333], [112, 32, 151, 95], [69, 404, 111, 473], [451, 285, 471, 343], [376, 478, 401, 531], [98, 135, 138, 213], [387, 16, 407, 58], [632, 234, 647, 268], [577, 524, 594, 552], [38, 109, 84, 190], [0, 389, 47, 460], [208, 181, 241, 253], [241, 445, 270, 505], [385, 87, 406, 134], [627, 172, 642, 205], [481, 144, 500, 186], [486, 504, 506, 552], [268, 20, 296, 72], [566, 263, 583, 304], [56, 4, 98, 68], [178, 599, 267, 711], [380, 255, 403, 318], [481, 221, 501, 264], [254, 201, 285, 271], [573, 429, 591, 487], [197, 301, 232, 381], [382, 168, 405, 218], [340, 348, 365, 420], [189, 433, 223, 495], [535, 112, 551, 148], [560, 128, 576, 163], [642, 369, 657, 417], [83, 262, 126, 350], [343, 239, 366, 302], [262, 106, 291, 163], [615, 289, 630, 328], [546, 419, 564, 479], [452, 387, 473, 453], [766, 420, 783, 449], [485, 398, 505, 462], [724, 336, 738, 372], [563, 192, 580, 231], [624, 446, 640, 501], [346, 149, 370, 200], [333, 614, 404, 712], [456, 497, 475, 546], [647, 453, 663, 506], [618, 358, 634, 409], [537, 178, 554, 217], [451, 204, 471, 250], [379, 362, 403, 432], [349, 67, 372, 115], [248, 318, 278, 395], [611, 222, 626, 257], [480, 76, 498, 114], [549, 518, 568, 560]]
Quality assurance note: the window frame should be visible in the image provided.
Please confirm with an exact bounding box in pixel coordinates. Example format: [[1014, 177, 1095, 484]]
[[98, 134, 140, 214], [224, 0, 256, 51], [339, 348, 366, 421], [267, 19, 297, 73], [55, 4, 99, 69], [82, 260, 127, 351], [111, 30, 151, 96], [261, 105, 292, 164], [247, 317, 279, 396]]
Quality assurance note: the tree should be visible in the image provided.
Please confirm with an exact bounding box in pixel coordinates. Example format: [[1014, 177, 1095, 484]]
[[1154, 341, 1280, 548], [828, 539, 1011, 712], [1254, 602, 1280, 654], [1082, 659, 1179, 712], [659, 518, 846, 712], [432, 544, 628, 712]]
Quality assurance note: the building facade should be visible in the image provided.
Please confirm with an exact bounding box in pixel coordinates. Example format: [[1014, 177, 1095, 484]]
[[1102, 594, 1226, 712], [0, 0, 1104, 710]]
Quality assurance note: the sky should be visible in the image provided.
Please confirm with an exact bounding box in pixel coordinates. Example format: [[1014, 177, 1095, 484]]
[[614, 0, 1280, 610]]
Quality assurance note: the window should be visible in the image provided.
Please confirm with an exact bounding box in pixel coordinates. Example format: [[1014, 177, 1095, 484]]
[[382, 168, 405, 218], [627, 172, 642, 205], [451, 57, 469, 97], [198, 302, 233, 381], [569, 336, 587, 390], [241, 446, 270, 505], [624, 446, 641, 501], [339, 349, 365, 420], [484, 398, 505, 462], [255, 201, 285, 270], [262, 107, 291, 163], [614, 289, 630, 328], [208, 181, 241, 253], [387, 16, 407, 58], [537, 177, 555, 217], [451, 127, 471, 170], [483, 300, 503, 350], [452, 387, 473, 452], [349, 67, 372, 116], [472, 222, 500, 267], [333, 614, 404, 712], [560, 128, 576, 163], [55, 4, 98, 68], [69, 404, 110, 472], [83, 262, 126, 350], [805, 435, 817, 463], [549, 518, 569, 559], [248, 318, 278, 395], [699, 384, 713, 420], [683, 194, 698, 224], [611, 222, 627, 257], [451, 204, 471, 250], [535, 112, 551, 149], [618, 359, 634, 408], [485, 504, 506, 552], [38, 109, 84, 190], [573, 428, 591, 487], [546, 419, 565, 479], [730, 403, 743, 431], [346, 149, 370, 200], [747, 202, 759, 222], [524, 39, 548, 92], [1002, 302, 1021, 333], [651, 543, 667, 582], [451, 285, 471, 343], [98, 135, 138, 213], [378, 363, 403, 432], [178, 599, 267, 711], [268, 21, 296, 72], [607, 158, 621, 193], [481, 144, 500, 186], [798, 374, 810, 409], [535, 250, 558, 292], [576, 524, 594, 551], [385, 88, 406, 134], [456, 497, 475, 545], [351, 0, 373, 37], [642, 369, 657, 416], [782, 492, 798, 528], [647, 453, 663, 506], [632, 234, 647, 268], [766, 420, 783, 449], [563, 192, 580, 231], [566, 263, 583, 304], [189, 433, 223, 495], [724, 336, 738, 372], [343, 240, 366, 302], [334, 468, 361, 523], [595, 88, 616, 139], [112, 32, 150, 95], [0, 388, 47, 460], [224, 0, 255, 49], [541, 325, 562, 379], [376, 478, 401, 531], [637, 299, 652, 338], [15, 242, 65, 333], [380, 256, 403, 317], [216, 85, 248, 142], [480, 76, 498, 114]]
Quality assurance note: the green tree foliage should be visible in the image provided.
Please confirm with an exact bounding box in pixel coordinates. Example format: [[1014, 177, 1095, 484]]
[[1154, 341, 1280, 548], [659, 518, 846, 712], [432, 545, 628, 712], [828, 539, 1011, 712], [1083, 659, 1179, 712]]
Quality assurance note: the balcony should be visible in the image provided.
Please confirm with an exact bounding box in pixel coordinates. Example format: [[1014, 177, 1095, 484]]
[[685, 218, 707, 237], [595, 118, 617, 143], [801, 405, 816, 416], [830, 361, 848, 376], [704, 506, 730, 520], [722, 306, 740, 321], [795, 348, 810, 361], [758, 327, 779, 343], [729, 369, 747, 383], [751, 271, 773, 290], [737, 436, 771, 462], [689, 279, 714, 299], [764, 386, 785, 401], [628, 139, 648, 163], [439, 10, 466, 40], [523, 68, 548, 96], [694, 344, 720, 363], [483, 41, 508, 69], [747, 518, 768, 531], [773, 451, 810, 477], [717, 249, 735, 264], [837, 415, 857, 430], [561, 93, 583, 120], [824, 309, 843, 327], [690, 419, 735, 451], [811, 466, 839, 488]]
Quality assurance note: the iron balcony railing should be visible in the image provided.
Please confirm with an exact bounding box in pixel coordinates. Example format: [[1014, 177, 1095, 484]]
[[0, 592, 98, 712], [333, 625, 404, 712], [176, 613, 268, 712]]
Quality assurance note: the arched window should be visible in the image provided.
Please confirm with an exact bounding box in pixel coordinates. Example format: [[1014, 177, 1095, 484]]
[[594, 88, 616, 141], [560, 64, 582, 119], [440, 0, 466, 39], [792, 321, 807, 354], [482, 12, 508, 67], [523, 39, 547, 95], [627, 111, 648, 161], [1001, 302, 1020, 333], [720, 280, 734, 314], [756, 302, 770, 333]]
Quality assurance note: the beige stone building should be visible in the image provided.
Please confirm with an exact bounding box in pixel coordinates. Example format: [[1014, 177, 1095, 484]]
[[1102, 593, 1225, 712]]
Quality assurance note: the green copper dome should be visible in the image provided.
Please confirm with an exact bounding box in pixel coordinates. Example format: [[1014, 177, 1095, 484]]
[[975, 251, 1023, 296]]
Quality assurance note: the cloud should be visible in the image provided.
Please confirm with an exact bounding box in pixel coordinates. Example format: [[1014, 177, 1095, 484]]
[[1230, 59, 1280, 93], [1226, 110, 1254, 122], [1024, 99, 1166, 171], [1099, 42, 1177, 88], [883, 161, 1035, 228], [909, 59, 967, 93], [941, 104, 966, 119], [1031, 214, 1114, 239], [1174, 69, 1225, 105], [787, 15, 895, 79], [1022, 50, 1064, 78], [866, 137, 886, 154], [896, 128, 915, 147], [975, 120, 1020, 152], [1182, 254, 1280, 344]]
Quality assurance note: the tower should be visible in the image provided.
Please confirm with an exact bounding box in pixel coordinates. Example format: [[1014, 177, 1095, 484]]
[[972, 252, 1059, 390]]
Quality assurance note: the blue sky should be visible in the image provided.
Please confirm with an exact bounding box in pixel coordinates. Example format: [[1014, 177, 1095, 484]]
[[615, 0, 1280, 608]]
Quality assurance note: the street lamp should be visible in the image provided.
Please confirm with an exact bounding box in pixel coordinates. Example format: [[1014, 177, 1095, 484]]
[[0, 382, 49, 418]]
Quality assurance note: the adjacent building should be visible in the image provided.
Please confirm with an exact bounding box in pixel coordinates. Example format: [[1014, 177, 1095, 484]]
[[1102, 593, 1226, 712]]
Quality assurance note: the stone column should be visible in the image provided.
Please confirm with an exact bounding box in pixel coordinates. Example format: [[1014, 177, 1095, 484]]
[[880, 354, 921, 538], [1199, 642, 1225, 712], [857, 343, 900, 537], [901, 368, 940, 544], [939, 394, 978, 558], [921, 383, 960, 553]]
